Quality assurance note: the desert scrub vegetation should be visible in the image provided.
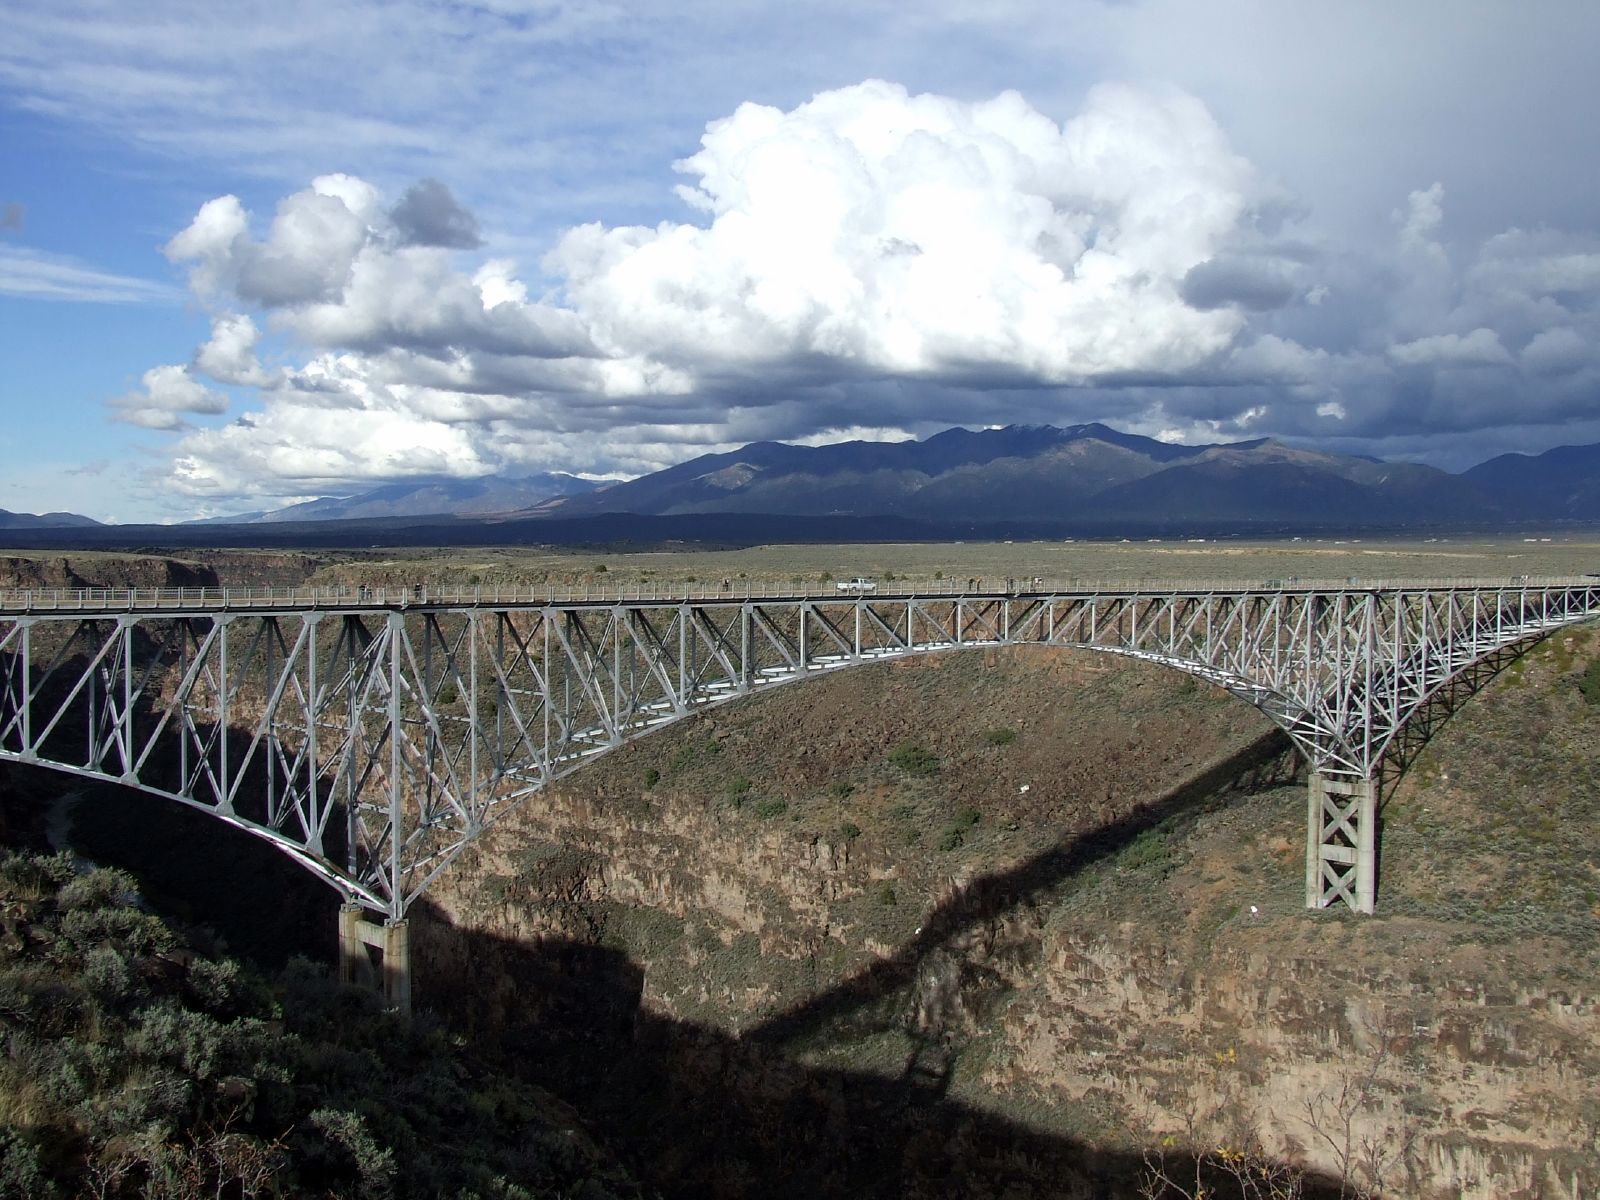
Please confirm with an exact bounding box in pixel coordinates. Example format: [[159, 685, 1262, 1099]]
[[888, 741, 939, 776], [0, 851, 641, 1199], [936, 805, 983, 852], [1579, 656, 1600, 706]]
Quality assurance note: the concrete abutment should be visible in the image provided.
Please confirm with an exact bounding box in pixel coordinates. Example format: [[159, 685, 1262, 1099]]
[[1306, 772, 1377, 914]]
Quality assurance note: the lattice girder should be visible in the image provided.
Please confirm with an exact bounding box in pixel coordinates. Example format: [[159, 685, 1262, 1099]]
[[2, 579, 1596, 918]]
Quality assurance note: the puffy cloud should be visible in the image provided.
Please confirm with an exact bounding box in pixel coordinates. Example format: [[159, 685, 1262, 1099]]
[[111, 364, 228, 430], [1521, 327, 1593, 376], [195, 313, 271, 386], [165, 179, 595, 363], [166, 177, 374, 306], [1180, 255, 1303, 312], [1389, 328, 1513, 368], [551, 81, 1259, 382], [390, 178, 482, 248]]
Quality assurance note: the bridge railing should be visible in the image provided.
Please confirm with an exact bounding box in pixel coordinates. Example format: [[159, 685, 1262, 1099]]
[[0, 575, 1595, 614]]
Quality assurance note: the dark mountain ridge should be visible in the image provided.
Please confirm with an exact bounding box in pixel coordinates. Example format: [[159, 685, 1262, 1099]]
[[1462, 441, 1600, 519], [546, 422, 1510, 528], [11, 424, 1600, 546], [0, 507, 101, 529], [238, 471, 600, 524]]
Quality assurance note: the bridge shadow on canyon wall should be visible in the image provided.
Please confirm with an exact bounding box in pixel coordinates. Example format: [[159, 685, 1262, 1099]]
[[403, 727, 1361, 1200]]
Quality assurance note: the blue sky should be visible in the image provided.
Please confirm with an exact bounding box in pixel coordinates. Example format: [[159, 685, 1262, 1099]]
[[3, 1, 1599, 523]]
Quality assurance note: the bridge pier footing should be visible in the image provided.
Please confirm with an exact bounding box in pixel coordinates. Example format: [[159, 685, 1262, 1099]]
[[1306, 773, 1377, 914], [337, 903, 412, 1019]]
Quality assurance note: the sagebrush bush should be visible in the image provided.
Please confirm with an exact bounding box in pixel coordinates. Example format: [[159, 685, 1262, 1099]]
[[1579, 657, 1600, 706], [888, 741, 939, 776], [0, 851, 643, 1199]]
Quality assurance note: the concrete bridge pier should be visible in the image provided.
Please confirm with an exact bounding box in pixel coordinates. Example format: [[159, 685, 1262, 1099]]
[[1306, 773, 1378, 914], [338, 903, 412, 1019]]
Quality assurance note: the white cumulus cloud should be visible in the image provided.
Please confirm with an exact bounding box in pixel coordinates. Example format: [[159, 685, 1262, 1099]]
[[195, 313, 272, 386], [551, 80, 1260, 382], [111, 364, 229, 430]]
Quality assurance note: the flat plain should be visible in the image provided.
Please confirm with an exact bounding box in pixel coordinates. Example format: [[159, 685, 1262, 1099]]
[[301, 531, 1600, 592]]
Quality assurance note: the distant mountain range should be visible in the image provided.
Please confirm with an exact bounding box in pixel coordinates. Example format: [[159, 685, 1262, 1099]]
[[537, 422, 1600, 527], [197, 472, 601, 525], [8, 425, 1600, 543], [1460, 442, 1600, 520], [0, 507, 102, 530]]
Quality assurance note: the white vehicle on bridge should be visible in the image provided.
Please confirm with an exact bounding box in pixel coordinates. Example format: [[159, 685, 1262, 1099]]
[[835, 577, 877, 592]]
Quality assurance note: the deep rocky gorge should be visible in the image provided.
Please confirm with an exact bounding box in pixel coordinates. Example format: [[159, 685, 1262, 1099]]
[[412, 637, 1600, 1199]]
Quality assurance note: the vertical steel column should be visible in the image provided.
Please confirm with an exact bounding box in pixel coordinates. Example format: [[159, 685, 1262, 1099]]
[[387, 612, 404, 922], [612, 607, 623, 743], [217, 615, 231, 814], [542, 611, 554, 769], [263, 617, 278, 826], [467, 612, 479, 818], [740, 603, 751, 692], [19, 620, 32, 755], [677, 604, 689, 707], [118, 616, 134, 781], [305, 614, 321, 854]]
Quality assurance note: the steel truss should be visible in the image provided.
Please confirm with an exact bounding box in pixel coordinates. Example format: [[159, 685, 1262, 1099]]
[[1, 580, 1596, 919]]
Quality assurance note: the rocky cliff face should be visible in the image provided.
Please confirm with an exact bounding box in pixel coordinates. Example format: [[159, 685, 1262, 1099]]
[[0, 553, 220, 590], [0, 550, 329, 590], [419, 635, 1600, 1198]]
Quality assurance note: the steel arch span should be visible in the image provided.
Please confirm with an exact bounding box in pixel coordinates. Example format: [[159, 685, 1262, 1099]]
[[2, 578, 1598, 926]]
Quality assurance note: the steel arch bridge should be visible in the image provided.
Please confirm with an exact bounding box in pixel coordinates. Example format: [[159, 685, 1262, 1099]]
[[3, 576, 1598, 970]]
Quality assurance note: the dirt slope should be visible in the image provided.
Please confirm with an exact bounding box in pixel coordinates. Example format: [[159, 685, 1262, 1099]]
[[419, 630, 1600, 1199]]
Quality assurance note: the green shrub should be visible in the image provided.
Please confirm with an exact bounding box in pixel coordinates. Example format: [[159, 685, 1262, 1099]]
[[753, 798, 788, 820], [936, 827, 964, 852], [1579, 658, 1600, 706], [1119, 826, 1169, 872], [667, 738, 719, 773], [875, 882, 897, 906], [839, 822, 862, 841], [954, 805, 981, 828], [642, 767, 661, 788], [726, 774, 752, 797], [983, 727, 1016, 746], [888, 741, 938, 776], [58, 867, 141, 912]]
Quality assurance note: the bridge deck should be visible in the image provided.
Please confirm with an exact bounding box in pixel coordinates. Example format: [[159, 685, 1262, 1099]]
[[3, 574, 1594, 615]]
